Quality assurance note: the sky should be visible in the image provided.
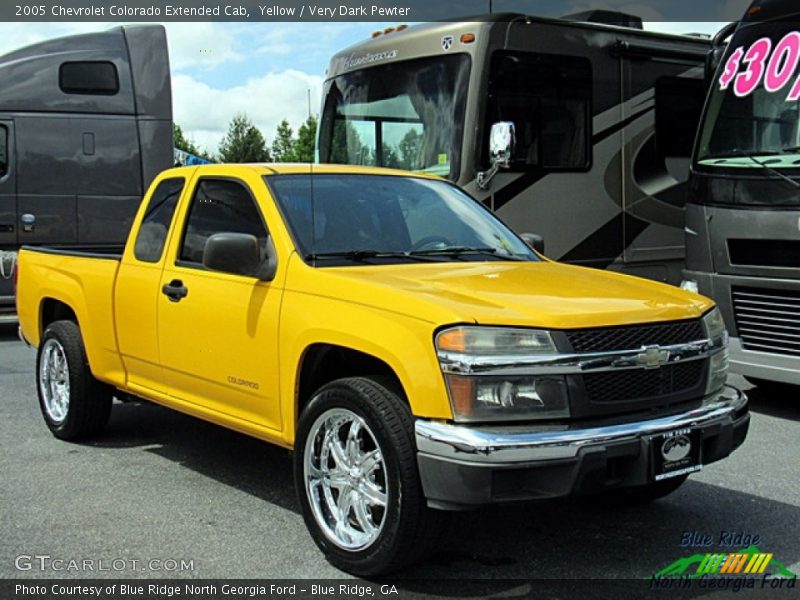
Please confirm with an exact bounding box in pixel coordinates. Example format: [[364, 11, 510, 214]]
[[0, 20, 725, 154]]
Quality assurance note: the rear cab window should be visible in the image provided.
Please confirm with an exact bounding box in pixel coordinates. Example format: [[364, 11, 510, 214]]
[[133, 178, 185, 263]]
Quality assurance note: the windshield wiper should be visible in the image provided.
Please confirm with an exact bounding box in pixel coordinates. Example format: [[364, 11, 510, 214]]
[[745, 154, 800, 189], [410, 247, 523, 261], [306, 250, 438, 263]]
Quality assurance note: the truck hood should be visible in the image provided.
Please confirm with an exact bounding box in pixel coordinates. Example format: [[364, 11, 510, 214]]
[[290, 259, 714, 329]]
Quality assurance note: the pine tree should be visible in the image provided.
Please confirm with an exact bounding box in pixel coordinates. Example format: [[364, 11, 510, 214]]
[[271, 119, 295, 162], [291, 115, 317, 163], [218, 113, 271, 163]]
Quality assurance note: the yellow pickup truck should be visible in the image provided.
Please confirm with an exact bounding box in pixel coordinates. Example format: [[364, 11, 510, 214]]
[[17, 164, 748, 575]]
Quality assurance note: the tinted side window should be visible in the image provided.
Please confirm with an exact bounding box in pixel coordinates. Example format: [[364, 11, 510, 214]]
[[59, 61, 119, 95], [0, 126, 7, 178], [179, 179, 268, 267], [655, 76, 706, 158], [134, 178, 185, 263], [484, 51, 592, 170]]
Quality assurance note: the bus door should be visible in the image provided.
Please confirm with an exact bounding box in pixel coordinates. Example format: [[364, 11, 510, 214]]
[[619, 51, 706, 274]]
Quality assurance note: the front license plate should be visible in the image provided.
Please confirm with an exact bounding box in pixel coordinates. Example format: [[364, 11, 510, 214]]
[[651, 428, 703, 481]]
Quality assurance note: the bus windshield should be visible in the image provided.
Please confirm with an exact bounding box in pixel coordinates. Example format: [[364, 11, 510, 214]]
[[317, 55, 470, 181], [696, 21, 800, 174]]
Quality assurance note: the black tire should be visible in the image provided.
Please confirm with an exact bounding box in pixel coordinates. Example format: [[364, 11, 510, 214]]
[[294, 376, 448, 576], [596, 475, 689, 506], [36, 320, 113, 441]]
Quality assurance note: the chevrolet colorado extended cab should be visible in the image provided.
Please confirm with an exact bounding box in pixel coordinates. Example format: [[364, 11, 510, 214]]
[[17, 164, 749, 575]]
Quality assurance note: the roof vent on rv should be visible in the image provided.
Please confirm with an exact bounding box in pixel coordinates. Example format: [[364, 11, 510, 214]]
[[561, 10, 644, 29]]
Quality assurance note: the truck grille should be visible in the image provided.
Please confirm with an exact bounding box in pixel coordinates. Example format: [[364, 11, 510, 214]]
[[564, 319, 704, 353], [582, 361, 705, 403], [732, 287, 800, 357]]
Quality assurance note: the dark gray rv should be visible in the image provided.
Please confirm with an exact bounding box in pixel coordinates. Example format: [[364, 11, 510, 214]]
[[318, 13, 710, 284], [0, 25, 173, 321], [683, 0, 800, 387]]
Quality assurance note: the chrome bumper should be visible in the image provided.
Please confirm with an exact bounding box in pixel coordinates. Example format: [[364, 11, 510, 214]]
[[415, 385, 747, 465]]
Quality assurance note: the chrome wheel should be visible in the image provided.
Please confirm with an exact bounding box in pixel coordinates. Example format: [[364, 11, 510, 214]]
[[39, 338, 70, 424], [304, 408, 388, 551]]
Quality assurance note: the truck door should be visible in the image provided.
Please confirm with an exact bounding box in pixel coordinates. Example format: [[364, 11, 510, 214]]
[[0, 120, 16, 246], [620, 53, 705, 280], [156, 174, 283, 431]]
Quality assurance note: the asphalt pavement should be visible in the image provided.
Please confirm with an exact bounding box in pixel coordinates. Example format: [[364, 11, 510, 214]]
[[1, 322, 798, 586]]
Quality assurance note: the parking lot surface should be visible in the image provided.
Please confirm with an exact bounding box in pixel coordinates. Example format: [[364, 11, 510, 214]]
[[1, 323, 798, 583]]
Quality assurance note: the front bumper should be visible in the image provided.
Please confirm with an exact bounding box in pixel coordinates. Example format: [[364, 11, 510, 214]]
[[415, 386, 749, 509]]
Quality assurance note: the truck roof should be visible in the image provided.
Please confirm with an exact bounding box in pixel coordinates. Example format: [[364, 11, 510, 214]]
[[162, 163, 443, 179]]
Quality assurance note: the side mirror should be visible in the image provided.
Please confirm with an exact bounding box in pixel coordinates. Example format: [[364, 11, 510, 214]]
[[705, 22, 737, 85], [477, 121, 516, 190], [489, 121, 515, 168], [203, 232, 277, 280], [520, 233, 545, 255]]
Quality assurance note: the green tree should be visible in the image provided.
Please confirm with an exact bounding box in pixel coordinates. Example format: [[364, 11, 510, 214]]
[[218, 113, 271, 163], [271, 119, 295, 162], [173, 123, 214, 162], [173, 123, 201, 156], [291, 115, 317, 163]]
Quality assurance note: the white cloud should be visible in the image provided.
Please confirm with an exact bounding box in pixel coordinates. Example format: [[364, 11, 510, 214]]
[[162, 22, 244, 71], [172, 70, 323, 154]]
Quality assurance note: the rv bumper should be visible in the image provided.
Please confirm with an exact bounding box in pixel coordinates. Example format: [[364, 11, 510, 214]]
[[682, 268, 800, 386], [415, 386, 748, 510]]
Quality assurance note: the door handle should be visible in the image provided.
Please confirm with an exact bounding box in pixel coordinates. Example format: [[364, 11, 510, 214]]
[[162, 279, 188, 303]]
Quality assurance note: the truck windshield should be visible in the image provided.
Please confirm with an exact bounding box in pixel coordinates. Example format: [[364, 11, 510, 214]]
[[266, 174, 537, 266], [317, 55, 470, 181], [696, 21, 800, 187]]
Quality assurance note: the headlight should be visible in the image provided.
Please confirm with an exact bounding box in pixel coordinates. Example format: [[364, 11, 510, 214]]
[[436, 326, 569, 422], [702, 308, 729, 395]]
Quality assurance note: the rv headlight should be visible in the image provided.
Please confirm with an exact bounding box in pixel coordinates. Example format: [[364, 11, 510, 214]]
[[702, 308, 729, 395], [436, 326, 569, 422]]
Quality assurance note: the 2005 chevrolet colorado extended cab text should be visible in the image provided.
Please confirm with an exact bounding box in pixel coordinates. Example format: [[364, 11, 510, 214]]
[[16, 164, 749, 575]]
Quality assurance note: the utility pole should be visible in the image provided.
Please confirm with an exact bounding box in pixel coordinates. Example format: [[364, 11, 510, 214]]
[[307, 89, 311, 119]]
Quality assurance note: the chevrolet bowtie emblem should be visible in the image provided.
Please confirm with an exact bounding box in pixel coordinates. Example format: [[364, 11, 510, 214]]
[[637, 345, 670, 369]]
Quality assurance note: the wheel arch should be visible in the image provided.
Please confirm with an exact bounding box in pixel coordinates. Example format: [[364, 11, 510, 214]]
[[39, 297, 79, 336], [294, 343, 408, 428]]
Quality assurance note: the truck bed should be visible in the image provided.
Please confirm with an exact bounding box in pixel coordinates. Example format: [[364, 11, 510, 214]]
[[16, 245, 126, 387]]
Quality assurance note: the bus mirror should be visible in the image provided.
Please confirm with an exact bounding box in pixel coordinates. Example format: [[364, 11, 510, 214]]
[[477, 122, 516, 190], [489, 121, 515, 168]]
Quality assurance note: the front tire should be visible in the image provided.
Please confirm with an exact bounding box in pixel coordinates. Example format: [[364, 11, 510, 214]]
[[294, 376, 447, 576], [36, 320, 112, 441]]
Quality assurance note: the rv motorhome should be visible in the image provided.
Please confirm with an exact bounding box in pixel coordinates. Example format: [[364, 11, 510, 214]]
[[683, 0, 800, 388], [318, 13, 710, 284], [0, 25, 173, 320]]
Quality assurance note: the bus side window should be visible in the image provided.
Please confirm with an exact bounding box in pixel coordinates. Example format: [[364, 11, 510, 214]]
[[484, 51, 592, 171]]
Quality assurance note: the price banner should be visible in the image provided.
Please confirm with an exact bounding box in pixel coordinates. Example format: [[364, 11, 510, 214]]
[[719, 32, 800, 101]]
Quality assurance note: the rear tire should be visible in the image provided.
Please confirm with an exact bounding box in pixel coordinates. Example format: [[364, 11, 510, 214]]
[[294, 376, 448, 576], [36, 320, 112, 441]]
